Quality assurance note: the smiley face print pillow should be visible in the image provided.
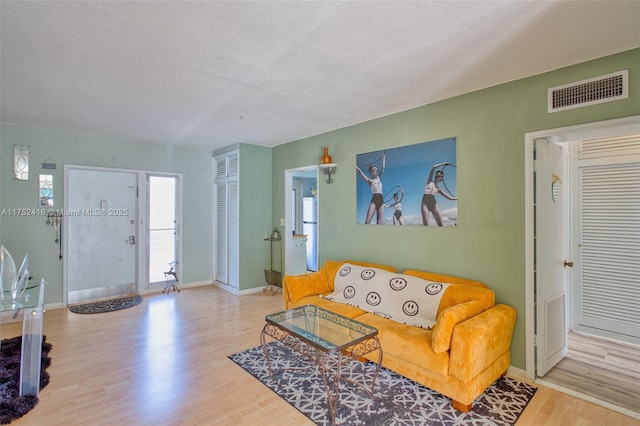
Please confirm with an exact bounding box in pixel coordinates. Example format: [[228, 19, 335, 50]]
[[322, 263, 450, 329]]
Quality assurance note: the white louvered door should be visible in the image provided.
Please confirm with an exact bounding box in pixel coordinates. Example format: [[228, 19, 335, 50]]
[[213, 151, 239, 289], [227, 180, 239, 288], [536, 139, 570, 377], [214, 181, 227, 283], [575, 134, 640, 341]]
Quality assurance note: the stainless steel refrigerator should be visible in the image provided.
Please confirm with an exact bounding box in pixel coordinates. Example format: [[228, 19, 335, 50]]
[[302, 197, 318, 272]]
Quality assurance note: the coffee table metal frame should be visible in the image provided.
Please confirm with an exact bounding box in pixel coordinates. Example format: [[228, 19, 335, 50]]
[[260, 304, 383, 424]]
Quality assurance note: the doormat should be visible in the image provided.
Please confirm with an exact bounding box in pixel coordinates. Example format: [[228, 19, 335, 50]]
[[229, 342, 537, 426], [68, 294, 142, 314]]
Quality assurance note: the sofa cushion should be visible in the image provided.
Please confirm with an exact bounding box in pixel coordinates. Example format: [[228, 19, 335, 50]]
[[437, 284, 495, 315], [284, 271, 330, 304], [356, 312, 450, 376], [431, 299, 486, 353], [322, 263, 449, 330]]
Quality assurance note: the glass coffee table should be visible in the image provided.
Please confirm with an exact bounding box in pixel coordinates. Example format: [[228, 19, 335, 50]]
[[260, 304, 383, 424]]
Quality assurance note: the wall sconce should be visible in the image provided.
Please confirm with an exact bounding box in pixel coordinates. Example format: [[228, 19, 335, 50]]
[[319, 147, 337, 183], [319, 163, 338, 184]]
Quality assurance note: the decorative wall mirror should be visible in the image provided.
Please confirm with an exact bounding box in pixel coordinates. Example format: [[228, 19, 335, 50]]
[[13, 145, 30, 180], [39, 174, 54, 207]]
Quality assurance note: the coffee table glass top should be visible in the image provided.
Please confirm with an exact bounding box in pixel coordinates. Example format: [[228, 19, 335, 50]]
[[265, 304, 378, 351]]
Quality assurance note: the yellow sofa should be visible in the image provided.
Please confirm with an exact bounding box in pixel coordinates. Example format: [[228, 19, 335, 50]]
[[282, 259, 516, 412]]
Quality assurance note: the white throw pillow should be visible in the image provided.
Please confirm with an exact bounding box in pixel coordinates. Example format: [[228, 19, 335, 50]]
[[322, 263, 449, 329]]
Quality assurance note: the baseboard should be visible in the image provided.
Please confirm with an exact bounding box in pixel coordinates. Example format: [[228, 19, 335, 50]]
[[180, 280, 213, 289], [506, 365, 528, 382], [210, 280, 277, 296]]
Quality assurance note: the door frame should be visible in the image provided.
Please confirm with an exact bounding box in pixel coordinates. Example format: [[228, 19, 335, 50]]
[[145, 172, 183, 290], [533, 139, 570, 377], [63, 165, 142, 306], [64, 165, 184, 305], [524, 115, 640, 380]]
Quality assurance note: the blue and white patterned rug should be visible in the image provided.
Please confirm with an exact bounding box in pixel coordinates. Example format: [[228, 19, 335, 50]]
[[228, 342, 537, 425]]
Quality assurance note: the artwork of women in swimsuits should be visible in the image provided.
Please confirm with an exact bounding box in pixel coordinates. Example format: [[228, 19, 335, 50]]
[[384, 185, 405, 225], [356, 137, 457, 226], [421, 163, 457, 226], [356, 152, 386, 224]]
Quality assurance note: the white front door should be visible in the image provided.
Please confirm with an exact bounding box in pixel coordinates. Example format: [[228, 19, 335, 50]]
[[66, 168, 138, 303], [535, 139, 570, 377]]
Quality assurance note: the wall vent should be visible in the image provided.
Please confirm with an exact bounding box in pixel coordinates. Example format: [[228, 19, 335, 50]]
[[548, 70, 628, 113]]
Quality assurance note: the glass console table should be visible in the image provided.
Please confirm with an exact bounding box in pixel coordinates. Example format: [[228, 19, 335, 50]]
[[1, 279, 46, 396]]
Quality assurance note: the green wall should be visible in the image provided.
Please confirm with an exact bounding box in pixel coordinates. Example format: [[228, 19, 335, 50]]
[[271, 48, 640, 370], [0, 125, 215, 305], [237, 144, 273, 291], [0, 127, 275, 301]]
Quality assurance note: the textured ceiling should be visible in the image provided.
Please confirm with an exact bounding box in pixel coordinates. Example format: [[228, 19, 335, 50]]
[[1, 1, 639, 151]]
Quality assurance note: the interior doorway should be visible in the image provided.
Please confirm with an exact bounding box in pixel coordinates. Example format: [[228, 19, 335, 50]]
[[284, 166, 318, 276], [524, 115, 640, 415]]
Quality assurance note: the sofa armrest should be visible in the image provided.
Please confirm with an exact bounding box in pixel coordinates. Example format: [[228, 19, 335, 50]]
[[448, 304, 516, 382], [282, 259, 398, 308], [431, 300, 486, 353]]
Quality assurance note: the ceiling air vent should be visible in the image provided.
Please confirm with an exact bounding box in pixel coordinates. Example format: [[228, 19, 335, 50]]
[[548, 70, 628, 113]]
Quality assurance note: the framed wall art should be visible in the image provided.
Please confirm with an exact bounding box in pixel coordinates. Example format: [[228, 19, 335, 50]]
[[356, 137, 457, 226]]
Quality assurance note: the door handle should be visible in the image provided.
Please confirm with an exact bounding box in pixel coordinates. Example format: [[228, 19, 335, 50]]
[[125, 235, 135, 245], [563, 261, 574, 267]]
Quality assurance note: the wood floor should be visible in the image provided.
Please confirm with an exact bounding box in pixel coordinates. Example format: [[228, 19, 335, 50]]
[[1, 286, 638, 426], [541, 331, 640, 415]]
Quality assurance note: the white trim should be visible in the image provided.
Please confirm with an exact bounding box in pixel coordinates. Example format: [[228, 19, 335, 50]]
[[210, 280, 266, 295], [239, 286, 271, 295], [524, 115, 640, 380]]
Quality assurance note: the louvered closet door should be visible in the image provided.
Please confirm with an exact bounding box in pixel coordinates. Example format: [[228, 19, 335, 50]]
[[227, 180, 239, 288], [213, 151, 239, 289], [214, 181, 228, 284], [576, 134, 640, 341]]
